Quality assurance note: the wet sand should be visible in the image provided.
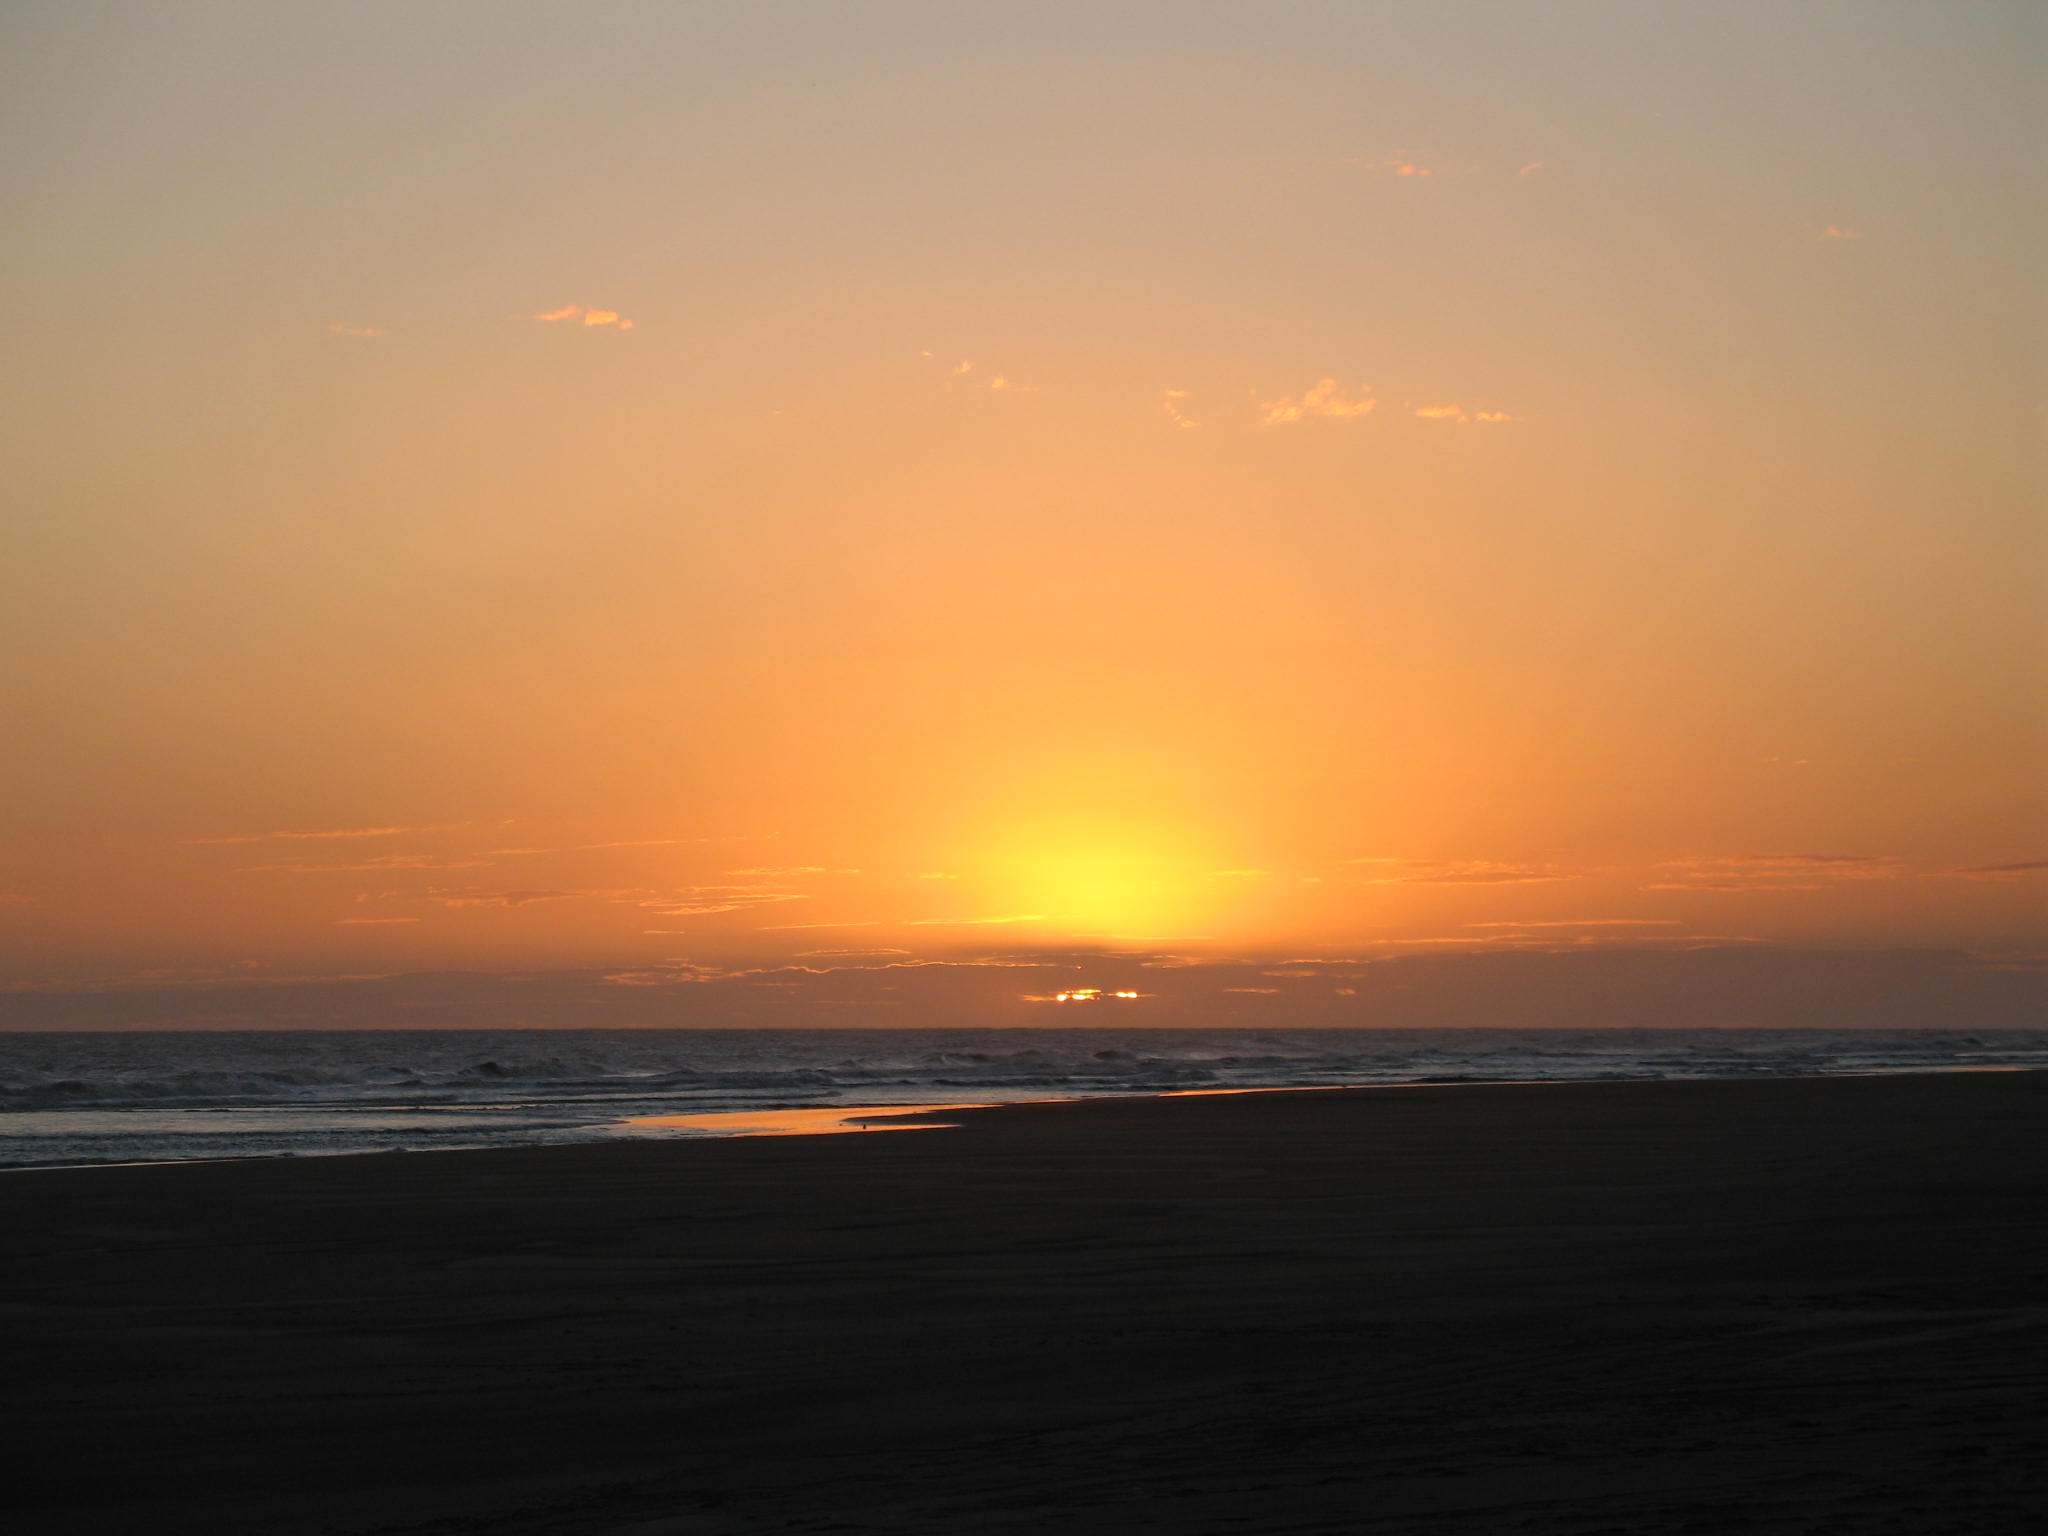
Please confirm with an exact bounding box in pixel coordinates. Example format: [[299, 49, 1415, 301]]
[[4, 1072, 2044, 1534]]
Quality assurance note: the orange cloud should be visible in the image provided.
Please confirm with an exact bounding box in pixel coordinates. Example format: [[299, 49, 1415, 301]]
[[1260, 379, 1376, 426], [1414, 405, 1518, 424], [1517, 162, 1544, 178], [1160, 388, 1198, 430], [533, 304, 634, 328], [428, 888, 594, 907], [487, 839, 698, 855], [1465, 919, 1681, 928], [906, 914, 1048, 926], [334, 917, 421, 925], [1644, 854, 1902, 893], [186, 823, 468, 845], [326, 323, 386, 338], [1820, 226, 1864, 240], [1349, 859, 1578, 885], [599, 959, 726, 987], [1944, 859, 2048, 881], [242, 854, 493, 873]]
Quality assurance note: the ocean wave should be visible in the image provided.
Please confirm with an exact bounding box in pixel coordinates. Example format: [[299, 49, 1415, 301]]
[[3, 1028, 2043, 1158]]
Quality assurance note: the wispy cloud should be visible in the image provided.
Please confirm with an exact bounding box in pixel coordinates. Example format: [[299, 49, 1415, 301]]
[[907, 914, 1048, 926], [334, 917, 421, 925], [326, 323, 386, 339], [1465, 919, 1680, 929], [187, 823, 468, 846], [1645, 854, 1901, 892], [1820, 226, 1864, 240], [1355, 157, 1432, 178], [599, 959, 728, 988], [1943, 859, 2048, 881], [645, 893, 809, 916], [428, 888, 595, 907], [1349, 859, 1578, 885], [1259, 379, 1376, 426], [243, 854, 493, 873], [1159, 388, 1199, 430], [487, 839, 697, 856], [1517, 162, 1545, 178], [1413, 405, 1518, 424], [927, 354, 1036, 391], [759, 920, 883, 930], [533, 304, 635, 329]]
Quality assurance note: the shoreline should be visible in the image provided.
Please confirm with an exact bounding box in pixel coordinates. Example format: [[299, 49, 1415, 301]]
[[5, 1061, 2043, 1172], [5, 1070, 2043, 1533]]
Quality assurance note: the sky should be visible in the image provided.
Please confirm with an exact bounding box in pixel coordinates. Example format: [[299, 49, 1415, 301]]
[[2, 2, 2042, 1026]]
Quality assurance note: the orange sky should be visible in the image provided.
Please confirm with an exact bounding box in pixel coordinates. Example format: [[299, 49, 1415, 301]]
[[1, 3, 2041, 1018]]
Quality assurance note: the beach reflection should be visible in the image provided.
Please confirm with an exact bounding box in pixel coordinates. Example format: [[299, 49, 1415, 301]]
[[625, 1103, 993, 1138]]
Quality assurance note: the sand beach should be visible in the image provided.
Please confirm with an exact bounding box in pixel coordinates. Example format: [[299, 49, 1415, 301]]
[[4, 1071, 2043, 1534]]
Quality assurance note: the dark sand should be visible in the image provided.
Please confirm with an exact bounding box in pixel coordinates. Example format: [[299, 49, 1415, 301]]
[[4, 1073, 2044, 1534]]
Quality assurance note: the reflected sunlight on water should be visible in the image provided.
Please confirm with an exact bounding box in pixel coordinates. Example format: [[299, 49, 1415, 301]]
[[624, 1102, 995, 1138]]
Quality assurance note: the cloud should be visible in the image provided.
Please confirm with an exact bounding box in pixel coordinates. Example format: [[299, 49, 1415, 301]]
[[1820, 226, 1864, 240], [759, 920, 882, 930], [1465, 919, 1680, 929], [599, 959, 726, 988], [1648, 854, 1900, 891], [1360, 157, 1432, 177], [1413, 405, 1519, 424], [534, 304, 634, 329], [987, 375, 1036, 392], [187, 823, 468, 845], [1349, 859, 1578, 885], [724, 866, 859, 877], [1159, 388, 1199, 430], [632, 884, 809, 917], [1944, 859, 2048, 881], [0, 890, 39, 909], [907, 914, 1048, 926], [1259, 379, 1376, 426], [1642, 882, 1826, 894], [1670, 854, 1891, 868], [799, 948, 912, 958], [334, 917, 421, 925], [1517, 162, 1544, 178], [647, 896, 808, 916], [242, 854, 493, 873], [427, 888, 594, 907], [487, 839, 698, 856], [326, 323, 386, 338]]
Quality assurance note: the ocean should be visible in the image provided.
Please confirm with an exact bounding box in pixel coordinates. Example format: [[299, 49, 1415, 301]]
[[2, 1026, 2042, 1168]]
